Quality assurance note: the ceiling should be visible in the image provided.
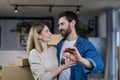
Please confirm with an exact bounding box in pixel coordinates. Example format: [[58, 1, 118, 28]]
[[0, 0, 120, 17]]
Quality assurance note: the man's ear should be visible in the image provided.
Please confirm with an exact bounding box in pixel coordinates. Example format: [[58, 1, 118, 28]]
[[71, 20, 76, 27]]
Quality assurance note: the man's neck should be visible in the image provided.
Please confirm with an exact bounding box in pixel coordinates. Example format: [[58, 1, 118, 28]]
[[66, 33, 78, 41]]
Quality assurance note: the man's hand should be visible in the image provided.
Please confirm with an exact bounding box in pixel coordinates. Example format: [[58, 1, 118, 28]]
[[63, 46, 82, 62], [62, 46, 93, 69]]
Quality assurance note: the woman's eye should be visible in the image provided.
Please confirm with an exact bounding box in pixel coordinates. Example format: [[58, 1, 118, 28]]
[[46, 30, 49, 33]]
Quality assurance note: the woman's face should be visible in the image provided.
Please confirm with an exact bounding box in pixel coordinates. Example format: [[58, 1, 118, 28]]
[[39, 25, 52, 42]]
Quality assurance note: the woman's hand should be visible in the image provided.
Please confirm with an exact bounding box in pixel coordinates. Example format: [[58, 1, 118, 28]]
[[61, 58, 76, 70]]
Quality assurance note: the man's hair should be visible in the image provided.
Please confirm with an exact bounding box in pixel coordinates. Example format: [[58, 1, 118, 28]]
[[58, 11, 78, 27]]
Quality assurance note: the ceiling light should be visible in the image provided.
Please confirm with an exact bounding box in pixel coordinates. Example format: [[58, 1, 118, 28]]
[[76, 6, 80, 14], [49, 6, 52, 12], [14, 5, 18, 13], [11, 4, 82, 13]]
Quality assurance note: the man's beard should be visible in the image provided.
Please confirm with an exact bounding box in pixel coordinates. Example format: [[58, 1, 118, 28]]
[[60, 25, 71, 38]]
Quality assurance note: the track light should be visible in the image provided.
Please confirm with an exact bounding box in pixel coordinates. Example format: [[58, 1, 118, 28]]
[[49, 6, 52, 12], [76, 6, 80, 14], [14, 5, 18, 13], [12, 4, 82, 13]]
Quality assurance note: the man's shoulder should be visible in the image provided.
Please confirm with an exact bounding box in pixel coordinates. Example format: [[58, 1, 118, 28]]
[[76, 36, 89, 43], [57, 38, 65, 45]]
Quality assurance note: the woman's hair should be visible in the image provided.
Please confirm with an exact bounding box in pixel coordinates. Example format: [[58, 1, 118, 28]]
[[26, 23, 46, 55]]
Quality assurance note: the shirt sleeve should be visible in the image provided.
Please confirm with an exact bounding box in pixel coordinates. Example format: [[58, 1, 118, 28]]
[[28, 50, 53, 80], [83, 58, 96, 74], [83, 41, 104, 74]]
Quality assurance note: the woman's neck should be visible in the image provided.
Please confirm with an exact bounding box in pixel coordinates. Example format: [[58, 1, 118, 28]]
[[40, 41, 48, 51]]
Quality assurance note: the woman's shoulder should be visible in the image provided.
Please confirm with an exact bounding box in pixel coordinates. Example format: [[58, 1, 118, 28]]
[[48, 46, 57, 51], [28, 49, 42, 63], [29, 49, 40, 56]]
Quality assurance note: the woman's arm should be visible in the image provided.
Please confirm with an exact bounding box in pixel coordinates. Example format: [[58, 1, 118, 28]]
[[29, 50, 52, 80], [50, 59, 76, 78], [29, 50, 76, 80]]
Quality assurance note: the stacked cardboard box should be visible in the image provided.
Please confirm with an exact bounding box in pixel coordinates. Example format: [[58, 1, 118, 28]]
[[2, 64, 34, 80], [2, 58, 34, 80], [15, 58, 29, 66]]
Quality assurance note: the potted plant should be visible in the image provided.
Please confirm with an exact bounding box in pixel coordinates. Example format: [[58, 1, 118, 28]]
[[76, 21, 93, 39], [11, 21, 33, 34]]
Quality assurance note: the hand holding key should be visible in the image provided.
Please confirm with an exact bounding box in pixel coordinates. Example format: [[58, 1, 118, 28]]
[[62, 46, 82, 63]]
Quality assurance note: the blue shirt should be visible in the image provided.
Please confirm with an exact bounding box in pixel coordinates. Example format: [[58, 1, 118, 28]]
[[56, 36, 104, 80]]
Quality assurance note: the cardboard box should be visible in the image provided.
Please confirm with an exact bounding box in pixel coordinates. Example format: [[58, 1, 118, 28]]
[[117, 46, 120, 80], [48, 34, 63, 45], [2, 64, 34, 80], [15, 58, 29, 67], [0, 70, 1, 77]]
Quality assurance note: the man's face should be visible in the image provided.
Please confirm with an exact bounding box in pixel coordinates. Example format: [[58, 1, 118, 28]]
[[58, 17, 72, 38]]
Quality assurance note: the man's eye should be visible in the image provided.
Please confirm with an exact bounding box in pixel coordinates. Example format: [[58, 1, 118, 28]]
[[61, 23, 64, 25]]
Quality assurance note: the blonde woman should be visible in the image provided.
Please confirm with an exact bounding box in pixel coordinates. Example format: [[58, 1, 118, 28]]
[[26, 23, 76, 80]]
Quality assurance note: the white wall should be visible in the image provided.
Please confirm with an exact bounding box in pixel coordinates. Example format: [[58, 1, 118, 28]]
[[0, 19, 26, 50], [98, 13, 107, 37], [0, 50, 28, 66]]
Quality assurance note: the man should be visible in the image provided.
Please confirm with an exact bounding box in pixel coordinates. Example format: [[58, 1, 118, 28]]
[[56, 11, 104, 80]]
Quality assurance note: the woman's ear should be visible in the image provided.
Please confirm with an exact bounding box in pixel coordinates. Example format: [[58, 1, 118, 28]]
[[36, 34, 42, 40]]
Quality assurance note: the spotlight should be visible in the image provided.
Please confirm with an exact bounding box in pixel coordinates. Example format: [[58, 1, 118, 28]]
[[49, 6, 52, 12], [14, 5, 18, 13], [76, 6, 80, 14]]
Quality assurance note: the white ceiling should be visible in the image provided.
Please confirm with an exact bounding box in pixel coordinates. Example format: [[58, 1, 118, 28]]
[[0, 0, 120, 17]]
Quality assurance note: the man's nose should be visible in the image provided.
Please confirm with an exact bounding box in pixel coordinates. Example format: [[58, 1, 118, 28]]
[[58, 26, 61, 31]]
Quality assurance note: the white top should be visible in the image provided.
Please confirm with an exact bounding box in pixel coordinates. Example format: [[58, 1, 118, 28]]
[[29, 46, 58, 80], [59, 39, 76, 80]]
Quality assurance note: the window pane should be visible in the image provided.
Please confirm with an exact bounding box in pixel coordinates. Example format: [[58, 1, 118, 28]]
[[117, 31, 120, 46]]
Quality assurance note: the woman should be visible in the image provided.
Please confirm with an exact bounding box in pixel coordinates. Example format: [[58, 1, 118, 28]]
[[26, 23, 76, 80]]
